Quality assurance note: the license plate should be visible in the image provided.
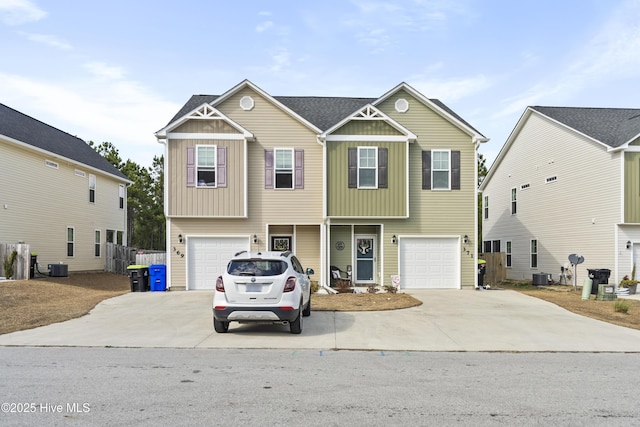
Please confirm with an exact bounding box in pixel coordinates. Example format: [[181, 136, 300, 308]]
[[246, 284, 261, 292]]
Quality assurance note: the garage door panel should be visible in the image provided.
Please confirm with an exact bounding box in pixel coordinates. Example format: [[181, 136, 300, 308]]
[[400, 237, 459, 289], [187, 237, 249, 290]]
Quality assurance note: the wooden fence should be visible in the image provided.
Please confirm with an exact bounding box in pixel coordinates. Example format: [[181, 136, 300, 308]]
[[479, 252, 507, 286], [0, 243, 31, 280], [105, 243, 166, 275]]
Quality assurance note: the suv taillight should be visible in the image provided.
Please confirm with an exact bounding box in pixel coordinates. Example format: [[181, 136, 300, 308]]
[[283, 276, 296, 292], [216, 276, 225, 292]]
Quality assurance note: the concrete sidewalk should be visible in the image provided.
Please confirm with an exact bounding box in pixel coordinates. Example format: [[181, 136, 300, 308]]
[[1, 289, 640, 352]]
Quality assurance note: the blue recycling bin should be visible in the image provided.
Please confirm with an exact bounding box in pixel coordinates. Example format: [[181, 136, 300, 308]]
[[149, 264, 167, 292]]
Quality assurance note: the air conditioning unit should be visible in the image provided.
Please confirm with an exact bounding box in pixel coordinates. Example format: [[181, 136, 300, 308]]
[[48, 263, 68, 277], [532, 273, 549, 286]]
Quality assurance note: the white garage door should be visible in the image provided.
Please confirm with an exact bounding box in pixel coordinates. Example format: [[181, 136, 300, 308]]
[[187, 236, 249, 290], [399, 237, 459, 289]]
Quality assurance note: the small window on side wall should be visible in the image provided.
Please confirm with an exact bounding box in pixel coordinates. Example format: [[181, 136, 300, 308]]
[[95, 230, 101, 257], [119, 185, 125, 209], [274, 148, 294, 189], [67, 227, 75, 257], [89, 174, 96, 203]]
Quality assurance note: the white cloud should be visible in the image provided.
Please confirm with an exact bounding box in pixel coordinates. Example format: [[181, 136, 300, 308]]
[[0, 0, 46, 25], [412, 75, 493, 101], [0, 71, 180, 165], [23, 32, 72, 50], [256, 20, 274, 33], [83, 62, 126, 80]]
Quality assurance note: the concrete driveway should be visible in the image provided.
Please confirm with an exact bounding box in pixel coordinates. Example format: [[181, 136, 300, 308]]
[[1, 289, 640, 352]]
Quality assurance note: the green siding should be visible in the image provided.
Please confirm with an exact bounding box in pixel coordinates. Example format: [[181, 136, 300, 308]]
[[333, 120, 403, 136], [327, 141, 407, 217], [625, 152, 640, 222]]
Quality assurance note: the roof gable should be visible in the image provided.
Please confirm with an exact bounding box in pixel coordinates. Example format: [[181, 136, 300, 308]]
[[531, 106, 640, 148], [0, 103, 129, 181]]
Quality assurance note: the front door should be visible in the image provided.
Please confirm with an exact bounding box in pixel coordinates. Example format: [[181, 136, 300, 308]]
[[354, 235, 376, 284]]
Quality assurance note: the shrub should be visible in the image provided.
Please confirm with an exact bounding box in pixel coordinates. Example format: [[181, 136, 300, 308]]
[[3, 250, 18, 279], [310, 281, 319, 293], [366, 285, 377, 294], [614, 300, 630, 314], [383, 284, 398, 294]]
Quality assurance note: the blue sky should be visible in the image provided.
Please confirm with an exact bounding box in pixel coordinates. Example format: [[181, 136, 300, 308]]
[[1, 0, 639, 168]]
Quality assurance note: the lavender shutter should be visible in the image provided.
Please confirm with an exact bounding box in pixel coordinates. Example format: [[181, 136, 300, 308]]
[[217, 146, 227, 188], [451, 151, 460, 190], [294, 149, 304, 189], [348, 147, 357, 188], [186, 147, 195, 187], [264, 149, 274, 189], [422, 150, 431, 190]]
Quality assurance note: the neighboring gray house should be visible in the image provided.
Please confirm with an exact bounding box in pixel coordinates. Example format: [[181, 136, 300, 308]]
[[480, 106, 640, 285], [0, 103, 131, 274]]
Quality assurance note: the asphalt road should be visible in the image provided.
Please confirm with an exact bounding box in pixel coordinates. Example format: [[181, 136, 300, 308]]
[[1, 347, 639, 426]]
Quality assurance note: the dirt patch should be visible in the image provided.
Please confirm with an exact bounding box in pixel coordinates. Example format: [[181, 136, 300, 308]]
[[0, 273, 129, 335], [312, 292, 422, 311]]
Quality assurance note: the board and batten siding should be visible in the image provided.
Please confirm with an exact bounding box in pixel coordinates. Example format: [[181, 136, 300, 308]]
[[377, 89, 478, 288], [327, 141, 407, 217], [482, 112, 621, 281], [624, 151, 640, 223], [168, 138, 245, 217], [0, 140, 127, 272]]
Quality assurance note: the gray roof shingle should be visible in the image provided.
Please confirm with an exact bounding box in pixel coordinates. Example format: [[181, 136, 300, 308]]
[[531, 106, 640, 148], [168, 93, 485, 137], [0, 103, 128, 181]]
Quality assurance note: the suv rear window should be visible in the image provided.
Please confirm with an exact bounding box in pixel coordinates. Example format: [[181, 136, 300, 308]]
[[227, 260, 287, 276]]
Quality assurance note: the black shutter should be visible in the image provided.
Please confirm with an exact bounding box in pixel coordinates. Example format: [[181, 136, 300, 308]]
[[348, 147, 357, 188], [422, 150, 431, 190], [451, 150, 460, 190], [378, 147, 388, 188]]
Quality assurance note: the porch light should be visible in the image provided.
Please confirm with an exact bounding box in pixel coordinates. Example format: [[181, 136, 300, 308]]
[[627, 240, 632, 249], [463, 235, 469, 244], [178, 234, 183, 243], [253, 234, 258, 244], [391, 235, 397, 244]]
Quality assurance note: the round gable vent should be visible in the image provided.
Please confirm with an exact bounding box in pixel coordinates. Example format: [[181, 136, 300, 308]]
[[395, 98, 409, 113], [240, 96, 255, 111]]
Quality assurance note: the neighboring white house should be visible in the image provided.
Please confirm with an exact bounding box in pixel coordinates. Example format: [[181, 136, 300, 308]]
[[479, 106, 640, 285], [0, 103, 131, 274]]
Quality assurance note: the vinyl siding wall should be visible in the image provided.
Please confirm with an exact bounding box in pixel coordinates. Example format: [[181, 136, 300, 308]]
[[378, 90, 477, 287], [0, 140, 127, 272], [482, 112, 621, 281], [166, 87, 323, 288], [167, 138, 245, 217]]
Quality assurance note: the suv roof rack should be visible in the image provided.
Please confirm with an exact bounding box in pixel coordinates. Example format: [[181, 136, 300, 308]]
[[280, 251, 292, 258], [234, 250, 247, 257]]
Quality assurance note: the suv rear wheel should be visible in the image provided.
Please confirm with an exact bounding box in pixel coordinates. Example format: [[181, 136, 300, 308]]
[[289, 309, 302, 334], [302, 299, 311, 317], [214, 318, 229, 333]]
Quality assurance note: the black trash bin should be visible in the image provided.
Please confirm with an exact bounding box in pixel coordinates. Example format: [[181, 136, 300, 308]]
[[587, 269, 611, 295], [478, 260, 486, 288], [29, 254, 37, 279], [127, 265, 149, 292]]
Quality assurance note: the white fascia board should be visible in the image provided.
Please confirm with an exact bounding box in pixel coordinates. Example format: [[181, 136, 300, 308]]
[[210, 79, 322, 134], [166, 214, 249, 219], [155, 103, 254, 140], [613, 133, 640, 152], [321, 103, 417, 141], [373, 82, 487, 142], [325, 135, 411, 142], [328, 215, 409, 220], [166, 132, 247, 140], [0, 133, 133, 185]]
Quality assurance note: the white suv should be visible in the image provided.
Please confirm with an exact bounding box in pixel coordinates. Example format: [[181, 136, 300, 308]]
[[213, 251, 314, 334]]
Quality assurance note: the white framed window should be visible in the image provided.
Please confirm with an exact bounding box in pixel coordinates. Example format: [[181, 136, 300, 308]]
[[484, 195, 489, 219], [274, 148, 294, 189], [45, 160, 59, 169], [74, 169, 86, 177], [119, 184, 125, 209], [511, 187, 517, 215], [521, 183, 530, 190], [67, 227, 75, 257], [546, 176, 557, 184], [116, 231, 124, 245], [196, 145, 216, 187], [506, 241, 512, 268], [358, 147, 378, 188], [530, 239, 538, 268], [89, 174, 96, 203], [106, 229, 115, 243], [432, 150, 451, 190], [94, 230, 101, 257]]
